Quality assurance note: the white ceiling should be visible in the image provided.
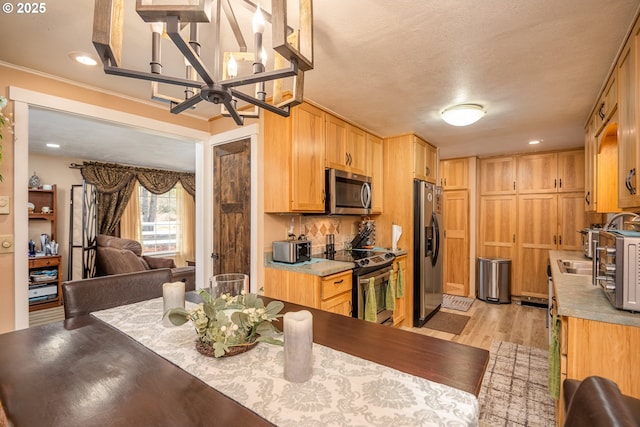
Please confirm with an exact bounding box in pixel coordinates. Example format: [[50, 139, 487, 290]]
[[2, 0, 639, 172]]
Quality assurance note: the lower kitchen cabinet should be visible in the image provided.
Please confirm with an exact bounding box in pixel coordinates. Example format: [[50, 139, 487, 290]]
[[263, 268, 352, 316], [392, 255, 407, 326]]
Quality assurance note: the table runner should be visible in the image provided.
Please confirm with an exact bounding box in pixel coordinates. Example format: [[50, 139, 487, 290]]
[[93, 298, 478, 426]]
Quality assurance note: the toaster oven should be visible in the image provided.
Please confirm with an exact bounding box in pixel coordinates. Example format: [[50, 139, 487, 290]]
[[272, 239, 311, 264], [595, 230, 640, 312]]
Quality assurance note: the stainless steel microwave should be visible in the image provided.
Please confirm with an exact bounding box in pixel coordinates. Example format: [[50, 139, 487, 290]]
[[595, 230, 640, 312], [325, 169, 372, 215]]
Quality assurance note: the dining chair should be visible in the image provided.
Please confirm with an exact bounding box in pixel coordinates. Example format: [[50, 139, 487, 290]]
[[62, 268, 176, 319]]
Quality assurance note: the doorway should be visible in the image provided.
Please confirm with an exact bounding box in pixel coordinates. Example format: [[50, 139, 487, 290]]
[[212, 139, 251, 278]]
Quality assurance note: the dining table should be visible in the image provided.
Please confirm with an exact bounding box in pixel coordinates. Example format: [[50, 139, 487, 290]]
[[0, 294, 489, 426]]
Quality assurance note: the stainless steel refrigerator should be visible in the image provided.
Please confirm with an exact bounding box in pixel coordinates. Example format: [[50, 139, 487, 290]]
[[413, 180, 444, 327]]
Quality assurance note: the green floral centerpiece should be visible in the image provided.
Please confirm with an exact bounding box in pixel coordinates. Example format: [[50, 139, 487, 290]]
[[166, 289, 284, 358]]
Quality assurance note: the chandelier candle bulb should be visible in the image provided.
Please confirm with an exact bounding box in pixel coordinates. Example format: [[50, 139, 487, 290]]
[[162, 281, 185, 326], [283, 310, 313, 383]]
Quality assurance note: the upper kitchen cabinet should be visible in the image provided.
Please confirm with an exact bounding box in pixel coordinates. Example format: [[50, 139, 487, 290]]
[[366, 133, 383, 214], [413, 136, 438, 183], [440, 158, 469, 190], [324, 113, 366, 174], [617, 20, 640, 209], [584, 115, 597, 212], [593, 72, 618, 136], [264, 102, 326, 213], [478, 156, 516, 195], [517, 150, 584, 194]]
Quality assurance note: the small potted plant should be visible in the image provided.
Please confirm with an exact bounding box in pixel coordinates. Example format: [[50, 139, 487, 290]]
[[166, 289, 284, 358]]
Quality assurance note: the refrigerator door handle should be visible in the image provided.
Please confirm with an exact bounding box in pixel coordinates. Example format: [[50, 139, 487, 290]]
[[431, 212, 440, 267]]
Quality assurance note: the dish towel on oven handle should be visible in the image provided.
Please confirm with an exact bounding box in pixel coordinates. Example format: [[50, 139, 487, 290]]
[[548, 313, 561, 400], [365, 277, 377, 322], [386, 268, 396, 311], [396, 261, 405, 297]]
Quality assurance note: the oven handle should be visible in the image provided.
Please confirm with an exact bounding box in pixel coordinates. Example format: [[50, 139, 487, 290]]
[[358, 270, 391, 286]]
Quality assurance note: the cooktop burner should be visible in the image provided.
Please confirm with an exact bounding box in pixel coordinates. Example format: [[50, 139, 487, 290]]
[[329, 249, 395, 270]]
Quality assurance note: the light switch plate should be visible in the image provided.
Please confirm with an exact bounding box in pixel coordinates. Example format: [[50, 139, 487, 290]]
[[0, 234, 14, 253], [0, 196, 9, 214]]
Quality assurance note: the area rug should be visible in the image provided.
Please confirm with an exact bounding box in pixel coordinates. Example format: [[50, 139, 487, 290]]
[[422, 311, 470, 334], [478, 341, 555, 427], [442, 294, 475, 312]]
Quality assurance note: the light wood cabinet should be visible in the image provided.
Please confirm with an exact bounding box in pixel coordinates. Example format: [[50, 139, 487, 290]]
[[440, 158, 468, 190], [366, 133, 383, 214], [593, 72, 618, 136], [442, 190, 469, 296], [263, 268, 352, 317], [264, 102, 326, 213], [584, 116, 597, 212], [617, 23, 640, 208], [478, 195, 517, 261], [517, 151, 584, 194], [392, 255, 407, 326], [324, 113, 366, 174], [516, 192, 586, 298], [478, 156, 516, 195], [413, 136, 438, 183]]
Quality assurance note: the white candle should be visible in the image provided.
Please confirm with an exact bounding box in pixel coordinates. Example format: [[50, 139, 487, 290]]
[[283, 310, 313, 383], [162, 281, 185, 326]]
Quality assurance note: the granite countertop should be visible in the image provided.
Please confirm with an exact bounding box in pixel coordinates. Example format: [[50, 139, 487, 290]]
[[549, 250, 640, 327], [264, 247, 409, 277]]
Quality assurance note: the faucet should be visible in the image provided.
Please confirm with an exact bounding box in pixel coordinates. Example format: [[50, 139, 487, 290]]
[[603, 211, 640, 231]]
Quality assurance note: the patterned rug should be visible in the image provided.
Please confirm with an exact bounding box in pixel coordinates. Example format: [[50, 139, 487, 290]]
[[479, 341, 555, 427], [442, 294, 475, 312]]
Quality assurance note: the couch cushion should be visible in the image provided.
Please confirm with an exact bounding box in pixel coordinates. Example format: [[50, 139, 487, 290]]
[[97, 234, 143, 256], [143, 255, 176, 269], [97, 246, 147, 275]]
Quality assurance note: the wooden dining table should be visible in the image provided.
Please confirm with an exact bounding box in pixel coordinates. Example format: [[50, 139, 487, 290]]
[[0, 297, 489, 427]]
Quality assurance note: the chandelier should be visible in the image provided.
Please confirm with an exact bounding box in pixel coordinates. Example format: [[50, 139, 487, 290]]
[[92, 0, 314, 125]]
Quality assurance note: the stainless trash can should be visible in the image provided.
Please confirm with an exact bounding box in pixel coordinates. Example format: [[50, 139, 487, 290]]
[[476, 257, 511, 304]]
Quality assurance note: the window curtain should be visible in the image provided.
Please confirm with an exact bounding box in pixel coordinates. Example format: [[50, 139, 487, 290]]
[[175, 182, 195, 267], [79, 161, 195, 235], [120, 181, 142, 242]]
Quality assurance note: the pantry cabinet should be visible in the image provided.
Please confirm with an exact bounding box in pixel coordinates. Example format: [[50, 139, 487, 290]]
[[442, 190, 469, 296], [440, 158, 469, 190], [264, 102, 326, 213], [478, 156, 516, 195], [263, 268, 352, 317], [478, 195, 517, 261], [517, 151, 584, 194]]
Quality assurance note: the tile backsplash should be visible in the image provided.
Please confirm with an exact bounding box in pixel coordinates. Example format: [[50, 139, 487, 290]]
[[300, 215, 374, 254]]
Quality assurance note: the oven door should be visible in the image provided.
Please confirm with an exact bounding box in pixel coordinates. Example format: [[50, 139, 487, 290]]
[[355, 266, 393, 324]]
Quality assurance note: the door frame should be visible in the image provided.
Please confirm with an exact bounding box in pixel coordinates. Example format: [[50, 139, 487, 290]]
[[205, 124, 259, 292], [10, 86, 208, 330]]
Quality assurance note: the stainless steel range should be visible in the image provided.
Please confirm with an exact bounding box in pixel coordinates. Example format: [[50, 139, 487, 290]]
[[331, 249, 396, 324]]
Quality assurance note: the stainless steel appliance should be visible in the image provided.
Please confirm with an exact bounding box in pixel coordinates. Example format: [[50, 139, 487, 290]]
[[413, 180, 444, 327], [272, 239, 311, 264], [330, 248, 396, 324], [594, 230, 640, 312], [325, 169, 372, 215], [580, 227, 601, 259]]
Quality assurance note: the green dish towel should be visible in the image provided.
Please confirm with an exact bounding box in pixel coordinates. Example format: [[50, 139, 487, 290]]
[[386, 269, 396, 311], [549, 314, 561, 400], [365, 277, 377, 322], [396, 261, 405, 298]]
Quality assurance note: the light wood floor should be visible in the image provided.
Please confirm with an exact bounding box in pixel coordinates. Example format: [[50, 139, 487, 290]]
[[404, 299, 549, 351]]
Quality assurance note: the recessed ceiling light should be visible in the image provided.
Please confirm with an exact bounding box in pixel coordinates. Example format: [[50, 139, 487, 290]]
[[46, 143, 60, 148], [529, 139, 542, 145], [68, 51, 97, 66], [441, 104, 486, 126]]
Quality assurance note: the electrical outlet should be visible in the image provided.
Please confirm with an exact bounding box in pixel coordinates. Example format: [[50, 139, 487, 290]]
[[0, 196, 9, 214], [0, 235, 14, 253]]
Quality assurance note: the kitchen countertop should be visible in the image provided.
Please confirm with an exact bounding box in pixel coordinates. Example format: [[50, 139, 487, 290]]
[[264, 248, 408, 277], [549, 250, 640, 327]]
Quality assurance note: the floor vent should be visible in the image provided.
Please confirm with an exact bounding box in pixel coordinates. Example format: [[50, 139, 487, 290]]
[[520, 300, 547, 309]]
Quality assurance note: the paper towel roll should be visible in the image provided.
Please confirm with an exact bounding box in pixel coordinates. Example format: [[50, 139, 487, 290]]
[[392, 224, 402, 251]]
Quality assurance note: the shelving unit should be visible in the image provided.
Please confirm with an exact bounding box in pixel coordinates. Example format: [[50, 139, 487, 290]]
[[28, 185, 62, 311]]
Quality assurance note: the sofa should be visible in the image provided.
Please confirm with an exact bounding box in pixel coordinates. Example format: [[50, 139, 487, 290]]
[[62, 269, 190, 319], [96, 234, 195, 290], [563, 376, 640, 426]]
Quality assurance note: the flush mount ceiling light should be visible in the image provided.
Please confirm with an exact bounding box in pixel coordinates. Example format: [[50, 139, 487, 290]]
[[441, 104, 485, 126], [529, 139, 542, 145], [92, 0, 314, 125], [68, 51, 98, 66]]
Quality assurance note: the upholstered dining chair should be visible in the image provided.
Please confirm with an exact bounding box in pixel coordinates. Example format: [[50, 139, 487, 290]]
[[62, 268, 191, 319]]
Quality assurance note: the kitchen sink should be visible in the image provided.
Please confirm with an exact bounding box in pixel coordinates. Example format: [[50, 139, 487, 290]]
[[557, 259, 592, 276]]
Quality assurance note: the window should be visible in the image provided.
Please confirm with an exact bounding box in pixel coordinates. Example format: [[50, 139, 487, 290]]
[[139, 186, 178, 255]]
